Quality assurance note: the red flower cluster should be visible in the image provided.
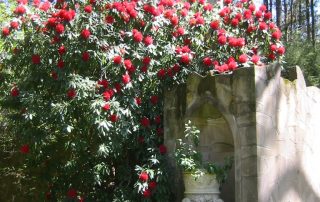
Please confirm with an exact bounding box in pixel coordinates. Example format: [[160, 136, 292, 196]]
[[139, 171, 149, 182], [20, 144, 30, 154]]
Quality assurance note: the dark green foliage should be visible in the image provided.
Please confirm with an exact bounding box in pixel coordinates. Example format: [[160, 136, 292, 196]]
[[284, 33, 320, 87]]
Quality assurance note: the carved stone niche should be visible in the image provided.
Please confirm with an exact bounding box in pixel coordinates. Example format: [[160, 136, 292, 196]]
[[185, 75, 235, 202]]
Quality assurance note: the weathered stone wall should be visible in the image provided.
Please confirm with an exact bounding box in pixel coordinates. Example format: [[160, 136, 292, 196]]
[[164, 64, 320, 202], [256, 65, 320, 202]]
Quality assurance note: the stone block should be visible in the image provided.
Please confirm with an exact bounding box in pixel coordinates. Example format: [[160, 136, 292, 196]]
[[239, 126, 257, 146]]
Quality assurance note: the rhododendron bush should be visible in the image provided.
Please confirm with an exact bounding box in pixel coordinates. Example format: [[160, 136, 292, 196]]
[[0, 0, 284, 200]]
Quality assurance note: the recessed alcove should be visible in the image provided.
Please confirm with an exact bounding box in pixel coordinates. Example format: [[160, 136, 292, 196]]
[[186, 74, 235, 202]]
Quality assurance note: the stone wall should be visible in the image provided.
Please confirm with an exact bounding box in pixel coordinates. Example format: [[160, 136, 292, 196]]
[[164, 64, 320, 202]]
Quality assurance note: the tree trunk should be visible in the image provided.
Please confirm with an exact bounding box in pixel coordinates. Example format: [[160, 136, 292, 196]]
[[276, 0, 282, 27], [264, 0, 269, 11], [284, 0, 288, 42], [299, 0, 302, 27], [290, 0, 293, 39], [306, 0, 311, 40], [310, 0, 315, 47], [270, 0, 273, 15]]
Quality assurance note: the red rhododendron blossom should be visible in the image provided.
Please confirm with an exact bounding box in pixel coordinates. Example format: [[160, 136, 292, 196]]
[[2, 27, 10, 37], [143, 56, 151, 65], [173, 64, 181, 72], [180, 54, 190, 65], [58, 45, 66, 55], [20, 144, 30, 154], [98, 79, 108, 88], [150, 95, 158, 105], [248, 4, 256, 11], [238, 54, 248, 63], [171, 16, 179, 26], [159, 144, 167, 154], [67, 89, 77, 99], [270, 44, 277, 52], [210, 20, 219, 30], [277, 46, 285, 55], [143, 189, 152, 198], [203, 57, 212, 66], [228, 37, 237, 47], [243, 9, 252, 20], [109, 114, 118, 122], [272, 30, 282, 40], [143, 36, 153, 46], [122, 74, 131, 84], [268, 53, 276, 60], [81, 29, 91, 40], [78, 196, 85, 202], [149, 181, 157, 190], [228, 61, 238, 70], [15, 5, 26, 15], [84, 5, 92, 13], [57, 59, 64, 68], [45, 192, 52, 200], [139, 171, 149, 181], [133, 30, 143, 42], [60, 9, 76, 21], [39, 1, 51, 12], [231, 18, 239, 27], [140, 117, 150, 127], [113, 55, 122, 64], [251, 55, 260, 64], [55, 23, 65, 34], [32, 54, 41, 64], [259, 22, 268, 30], [259, 4, 267, 12], [180, 8, 188, 17], [180, 45, 190, 53], [124, 59, 132, 69], [102, 103, 110, 111], [157, 69, 166, 79], [11, 87, 19, 97], [67, 189, 77, 198], [157, 128, 164, 136], [269, 22, 276, 29], [237, 38, 246, 47], [154, 116, 161, 124], [204, 3, 213, 11], [135, 97, 142, 105], [105, 15, 115, 24], [218, 35, 227, 45], [103, 91, 111, 101], [255, 10, 262, 18], [82, 52, 90, 61], [51, 71, 58, 80], [10, 21, 19, 29], [196, 16, 205, 25], [176, 27, 185, 36], [114, 83, 122, 93], [264, 12, 272, 20], [47, 17, 57, 27], [34, 0, 41, 7], [247, 25, 257, 33]]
